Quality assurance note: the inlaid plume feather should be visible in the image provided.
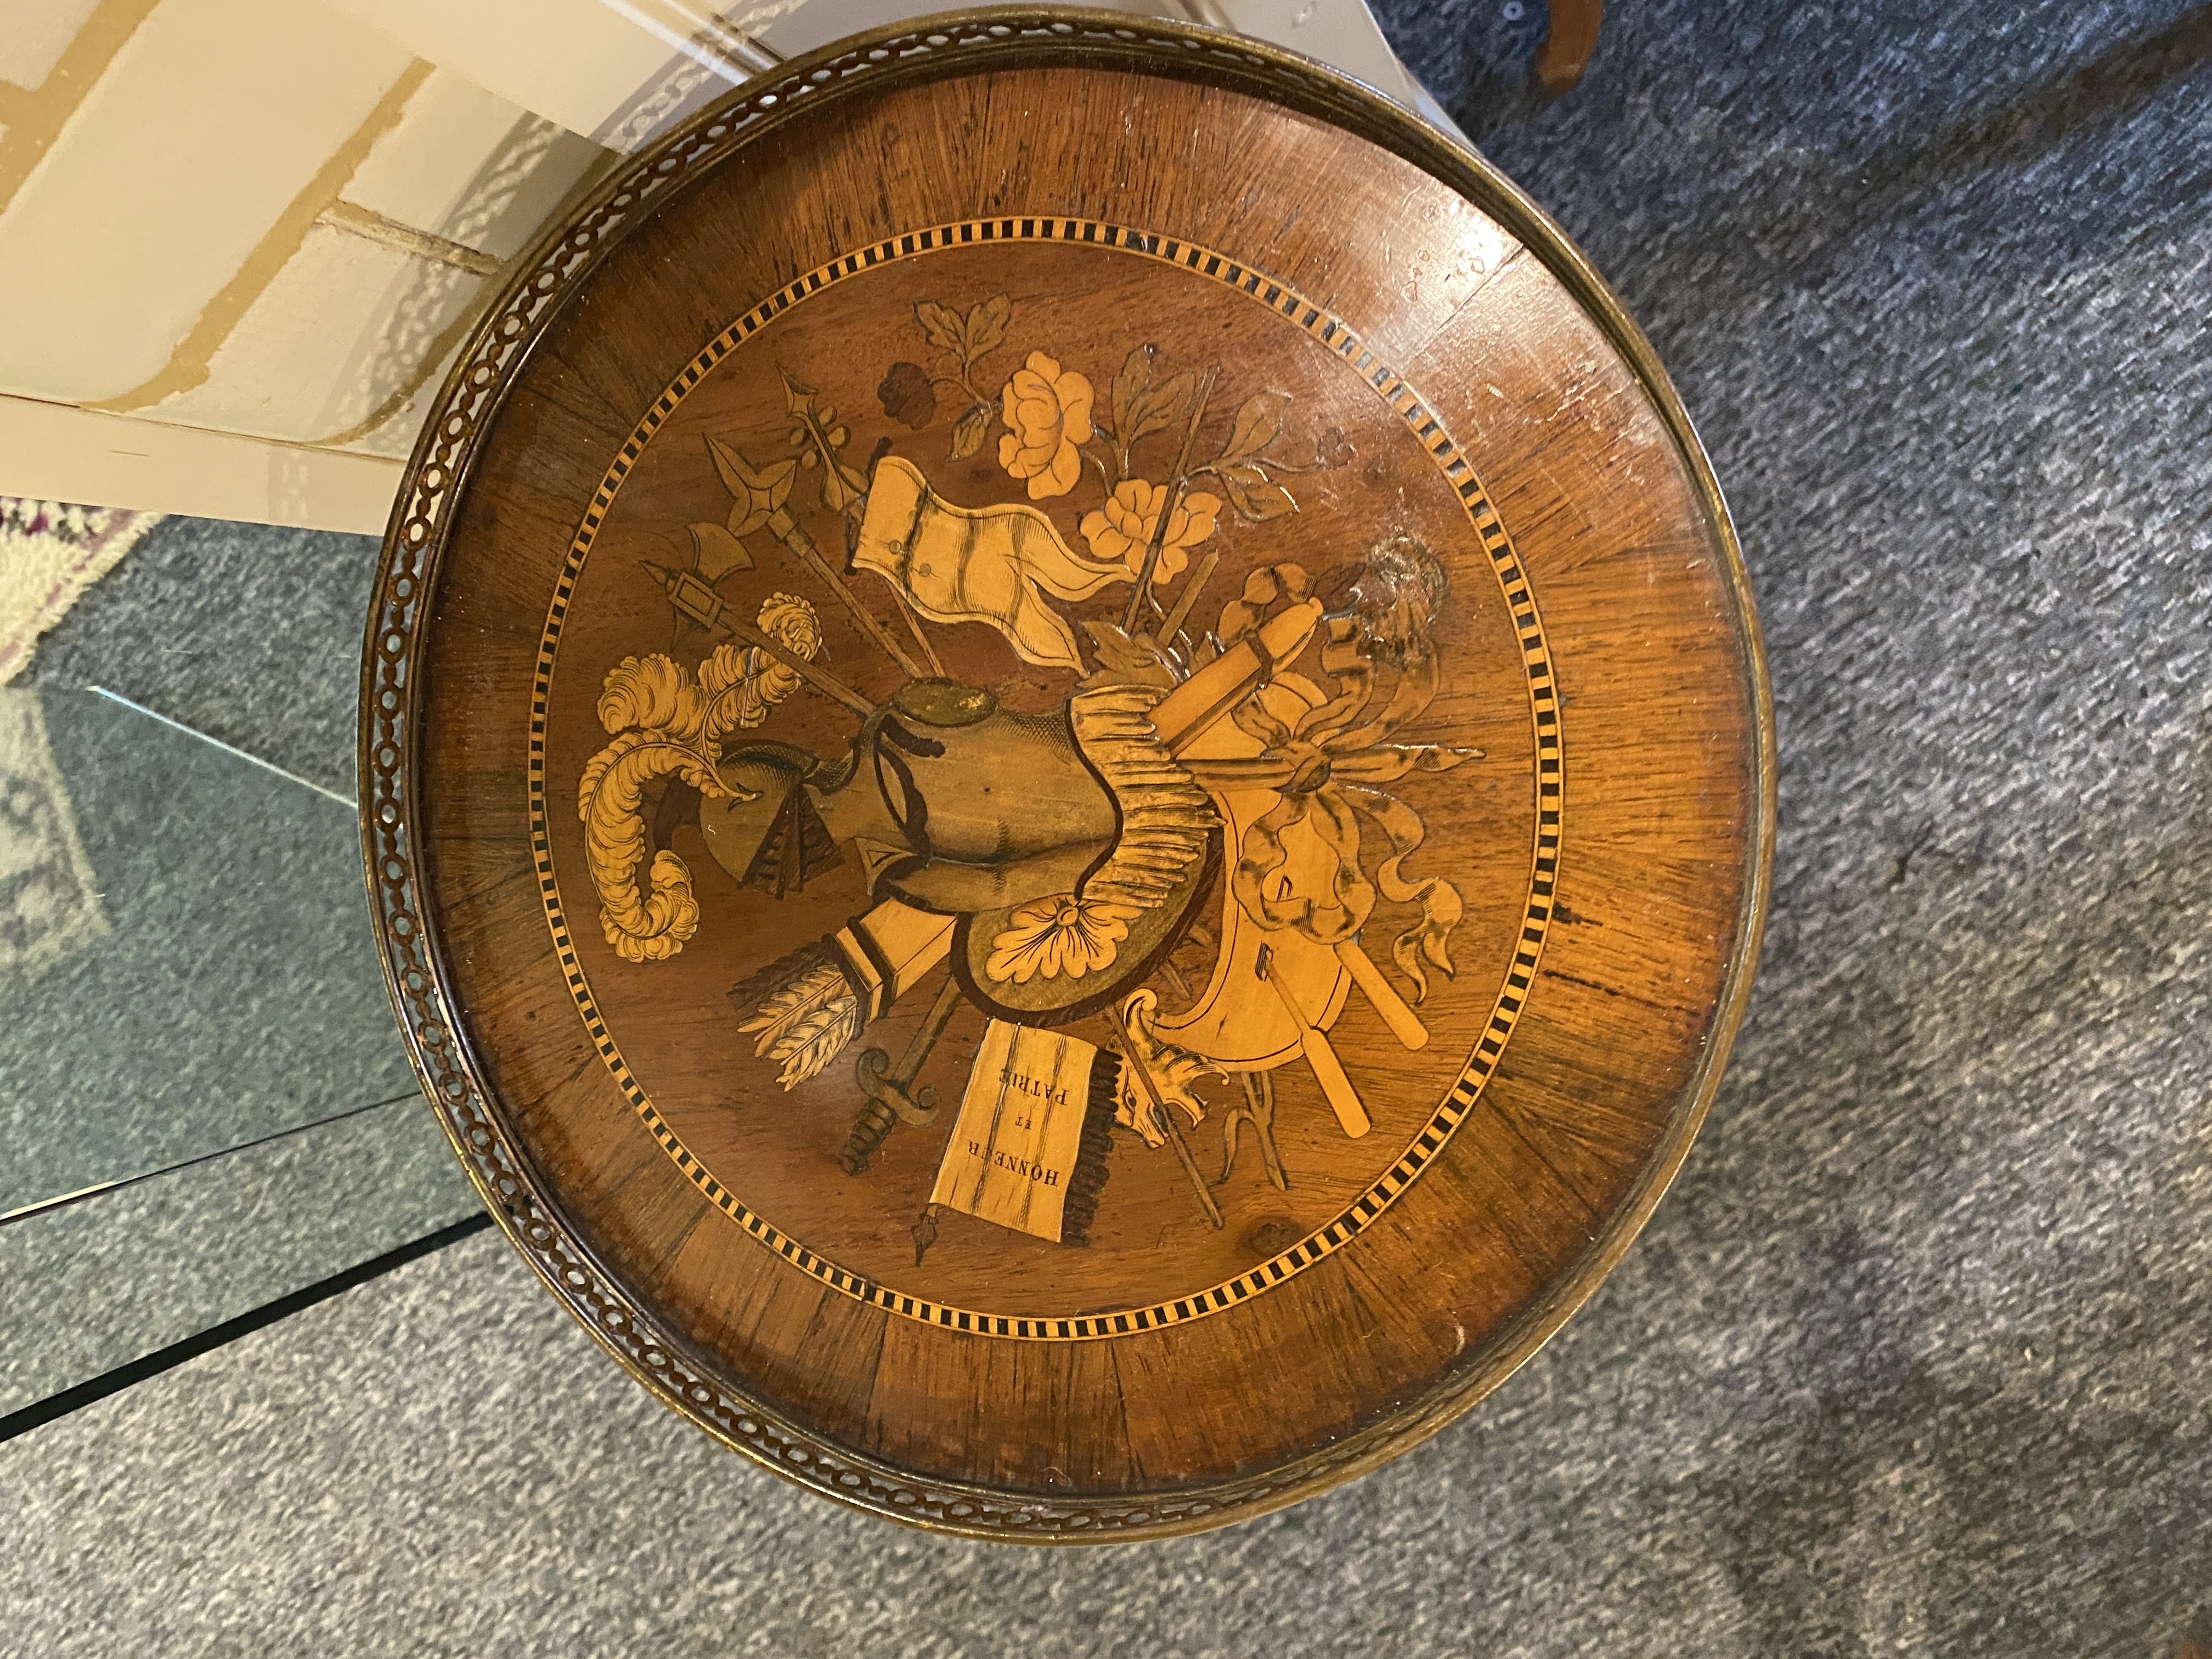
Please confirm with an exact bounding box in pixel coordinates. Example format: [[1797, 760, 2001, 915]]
[[733, 953, 861, 1090]]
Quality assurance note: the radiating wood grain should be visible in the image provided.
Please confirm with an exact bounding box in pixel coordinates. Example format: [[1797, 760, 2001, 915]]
[[373, 20, 1769, 1538]]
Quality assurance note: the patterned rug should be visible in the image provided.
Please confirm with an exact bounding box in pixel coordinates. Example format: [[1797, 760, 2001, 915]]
[[0, 497, 154, 984], [0, 689, 108, 985], [0, 498, 162, 687]]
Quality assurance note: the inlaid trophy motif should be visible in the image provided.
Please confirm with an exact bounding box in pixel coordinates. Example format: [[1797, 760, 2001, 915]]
[[574, 292, 1479, 1266], [530, 222, 1555, 1337]]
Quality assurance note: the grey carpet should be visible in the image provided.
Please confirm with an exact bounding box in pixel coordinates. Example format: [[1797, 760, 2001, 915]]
[[3, 1, 2209, 1651]]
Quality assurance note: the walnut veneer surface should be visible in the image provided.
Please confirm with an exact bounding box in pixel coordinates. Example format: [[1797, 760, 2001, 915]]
[[363, 9, 1771, 1539]]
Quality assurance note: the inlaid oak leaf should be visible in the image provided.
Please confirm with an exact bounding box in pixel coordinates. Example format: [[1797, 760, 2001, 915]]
[[913, 299, 966, 356], [962, 294, 1011, 362], [949, 401, 990, 460], [1218, 464, 1296, 523], [1218, 391, 1288, 465]]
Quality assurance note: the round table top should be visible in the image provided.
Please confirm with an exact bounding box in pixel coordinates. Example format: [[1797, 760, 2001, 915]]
[[363, 8, 1772, 1540]]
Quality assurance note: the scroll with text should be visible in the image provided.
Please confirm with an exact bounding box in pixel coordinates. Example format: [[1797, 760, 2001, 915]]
[[925, 1019, 1119, 1246]]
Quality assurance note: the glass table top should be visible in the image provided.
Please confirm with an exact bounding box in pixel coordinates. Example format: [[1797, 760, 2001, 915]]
[[2, 685, 419, 1214], [1, 684, 473, 1422]]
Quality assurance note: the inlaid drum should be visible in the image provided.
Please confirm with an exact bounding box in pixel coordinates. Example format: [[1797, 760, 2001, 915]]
[[362, 8, 1772, 1539]]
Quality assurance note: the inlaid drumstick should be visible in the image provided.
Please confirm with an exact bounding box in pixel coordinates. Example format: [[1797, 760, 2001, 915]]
[[1156, 549, 1220, 645], [1257, 944, 1370, 1139], [1122, 366, 1217, 630], [1335, 940, 1429, 1051]]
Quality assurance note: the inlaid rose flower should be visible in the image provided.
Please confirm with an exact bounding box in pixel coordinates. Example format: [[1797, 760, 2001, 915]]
[[996, 351, 1094, 499], [985, 893, 1139, 983], [1079, 478, 1222, 583]]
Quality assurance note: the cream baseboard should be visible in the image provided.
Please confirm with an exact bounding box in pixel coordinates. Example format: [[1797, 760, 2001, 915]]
[[0, 394, 401, 533]]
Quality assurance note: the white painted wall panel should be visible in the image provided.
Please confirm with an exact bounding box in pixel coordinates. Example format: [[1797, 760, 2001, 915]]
[[0, 0, 415, 404]]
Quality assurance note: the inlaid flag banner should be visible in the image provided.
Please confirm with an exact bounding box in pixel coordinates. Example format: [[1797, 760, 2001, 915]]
[[851, 458, 1129, 671]]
